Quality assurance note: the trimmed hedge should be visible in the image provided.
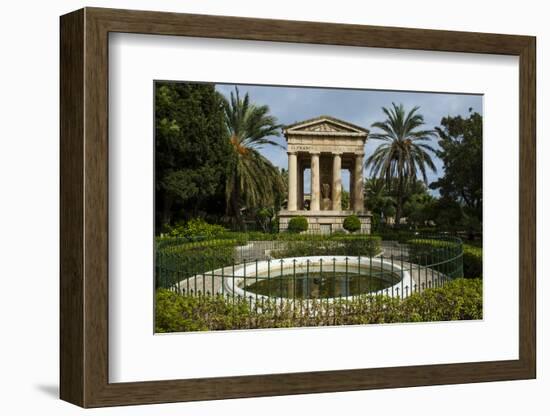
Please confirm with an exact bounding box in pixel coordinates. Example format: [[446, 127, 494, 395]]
[[343, 215, 361, 233], [271, 236, 382, 259], [156, 239, 237, 288], [155, 278, 482, 332], [463, 244, 483, 278], [167, 218, 226, 238], [406, 238, 482, 279], [288, 216, 308, 233], [220, 230, 378, 242], [375, 230, 420, 243], [406, 238, 456, 264], [402, 278, 482, 321]]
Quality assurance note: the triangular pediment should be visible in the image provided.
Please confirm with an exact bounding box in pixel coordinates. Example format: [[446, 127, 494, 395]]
[[284, 116, 368, 135]]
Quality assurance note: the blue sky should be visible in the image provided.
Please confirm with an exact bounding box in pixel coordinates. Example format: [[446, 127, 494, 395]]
[[216, 83, 482, 193]]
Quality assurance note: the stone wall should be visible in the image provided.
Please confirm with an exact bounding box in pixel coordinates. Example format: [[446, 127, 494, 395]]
[[278, 211, 372, 234]]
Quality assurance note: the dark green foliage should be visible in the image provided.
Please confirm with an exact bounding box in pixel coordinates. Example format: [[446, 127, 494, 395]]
[[167, 218, 226, 238], [221, 230, 380, 243], [428, 198, 465, 231], [366, 103, 437, 225], [255, 207, 278, 233], [222, 87, 285, 226], [364, 178, 396, 221], [374, 229, 428, 243], [365, 178, 439, 231], [155, 289, 251, 332], [407, 238, 456, 258], [430, 111, 483, 228], [402, 188, 436, 227], [463, 244, 483, 278], [156, 239, 236, 289], [406, 238, 456, 269], [343, 215, 361, 233], [287, 216, 308, 233], [155, 82, 231, 229], [406, 238, 481, 279], [400, 278, 482, 322], [155, 278, 482, 332]]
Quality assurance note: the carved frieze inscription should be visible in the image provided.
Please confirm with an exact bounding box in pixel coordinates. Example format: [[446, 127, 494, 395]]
[[288, 144, 361, 154]]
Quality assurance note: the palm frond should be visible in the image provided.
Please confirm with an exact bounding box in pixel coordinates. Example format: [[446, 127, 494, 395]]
[[221, 87, 284, 217]]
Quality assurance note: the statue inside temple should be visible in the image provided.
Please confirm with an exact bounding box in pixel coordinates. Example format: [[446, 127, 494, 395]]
[[321, 183, 331, 211]]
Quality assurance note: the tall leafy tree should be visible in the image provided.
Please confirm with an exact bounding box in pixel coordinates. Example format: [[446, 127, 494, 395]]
[[430, 111, 482, 224], [365, 103, 437, 225], [364, 178, 396, 219], [155, 82, 230, 230], [402, 186, 435, 227], [222, 87, 284, 226]]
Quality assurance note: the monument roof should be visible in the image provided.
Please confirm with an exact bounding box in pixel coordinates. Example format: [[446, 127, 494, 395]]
[[283, 115, 369, 137]]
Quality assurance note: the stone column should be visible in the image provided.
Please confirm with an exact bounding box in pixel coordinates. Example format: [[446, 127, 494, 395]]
[[349, 167, 355, 211], [287, 151, 298, 211], [298, 161, 304, 210], [310, 152, 321, 211], [353, 153, 364, 212], [331, 153, 342, 211]]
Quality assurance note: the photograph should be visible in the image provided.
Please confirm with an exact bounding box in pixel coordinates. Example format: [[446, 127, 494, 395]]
[[154, 81, 483, 333]]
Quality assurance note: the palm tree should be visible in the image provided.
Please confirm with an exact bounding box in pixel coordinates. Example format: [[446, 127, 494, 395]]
[[364, 177, 396, 220], [365, 103, 437, 226], [222, 87, 284, 227]]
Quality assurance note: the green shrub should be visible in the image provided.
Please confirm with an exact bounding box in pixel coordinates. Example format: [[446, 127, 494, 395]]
[[155, 289, 208, 332], [374, 229, 418, 243], [407, 238, 457, 263], [332, 235, 381, 257], [156, 239, 236, 288], [402, 278, 483, 321], [343, 215, 361, 233], [287, 216, 308, 233], [155, 278, 482, 332], [214, 231, 250, 245], [155, 289, 253, 332], [463, 244, 482, 278], [406, 238, 481, 279], [168, 218, 226, 239], [219, 231, 381, 243]]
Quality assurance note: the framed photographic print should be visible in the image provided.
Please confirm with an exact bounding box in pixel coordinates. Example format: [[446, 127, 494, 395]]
[[60, 7, 536, 408]]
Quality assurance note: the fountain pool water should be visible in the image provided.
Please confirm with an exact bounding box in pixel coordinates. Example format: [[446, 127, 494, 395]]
[[223, 256, 413, 301]]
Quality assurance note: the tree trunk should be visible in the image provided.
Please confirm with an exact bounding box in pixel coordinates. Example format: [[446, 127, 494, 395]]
[[231, 186, 244, 230], [395, 176, 404, 227], [160, 194, 173, 231]]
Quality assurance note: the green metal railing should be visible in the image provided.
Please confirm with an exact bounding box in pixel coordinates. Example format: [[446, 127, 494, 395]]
[[155, 234, 463, 304]]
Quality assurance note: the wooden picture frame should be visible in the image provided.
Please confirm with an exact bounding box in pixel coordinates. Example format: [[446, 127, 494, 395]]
[[60, 7, 536, 408]]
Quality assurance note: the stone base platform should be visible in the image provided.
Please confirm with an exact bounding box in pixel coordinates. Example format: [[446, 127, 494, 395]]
[[278, 210, 372, 234]]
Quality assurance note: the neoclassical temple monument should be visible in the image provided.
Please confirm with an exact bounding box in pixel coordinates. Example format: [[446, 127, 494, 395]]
[[279, 116, 372, 233]]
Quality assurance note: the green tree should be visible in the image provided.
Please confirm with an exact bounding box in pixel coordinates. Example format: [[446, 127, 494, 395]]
[[155, 82, 230, 231], [402, 190, 435, 227], [255, 207, 276, 233], [222, 87, 285, 227], [365, 103, 437, 226], [279, 167, 288, 210], [364, 178, 396, 220], [341, 190, 350, 210], [430, 197, 465, 230], [430, 111, 482, 224]]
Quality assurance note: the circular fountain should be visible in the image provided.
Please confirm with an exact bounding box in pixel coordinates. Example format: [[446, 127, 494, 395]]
[[223, 256, 413, 302]]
